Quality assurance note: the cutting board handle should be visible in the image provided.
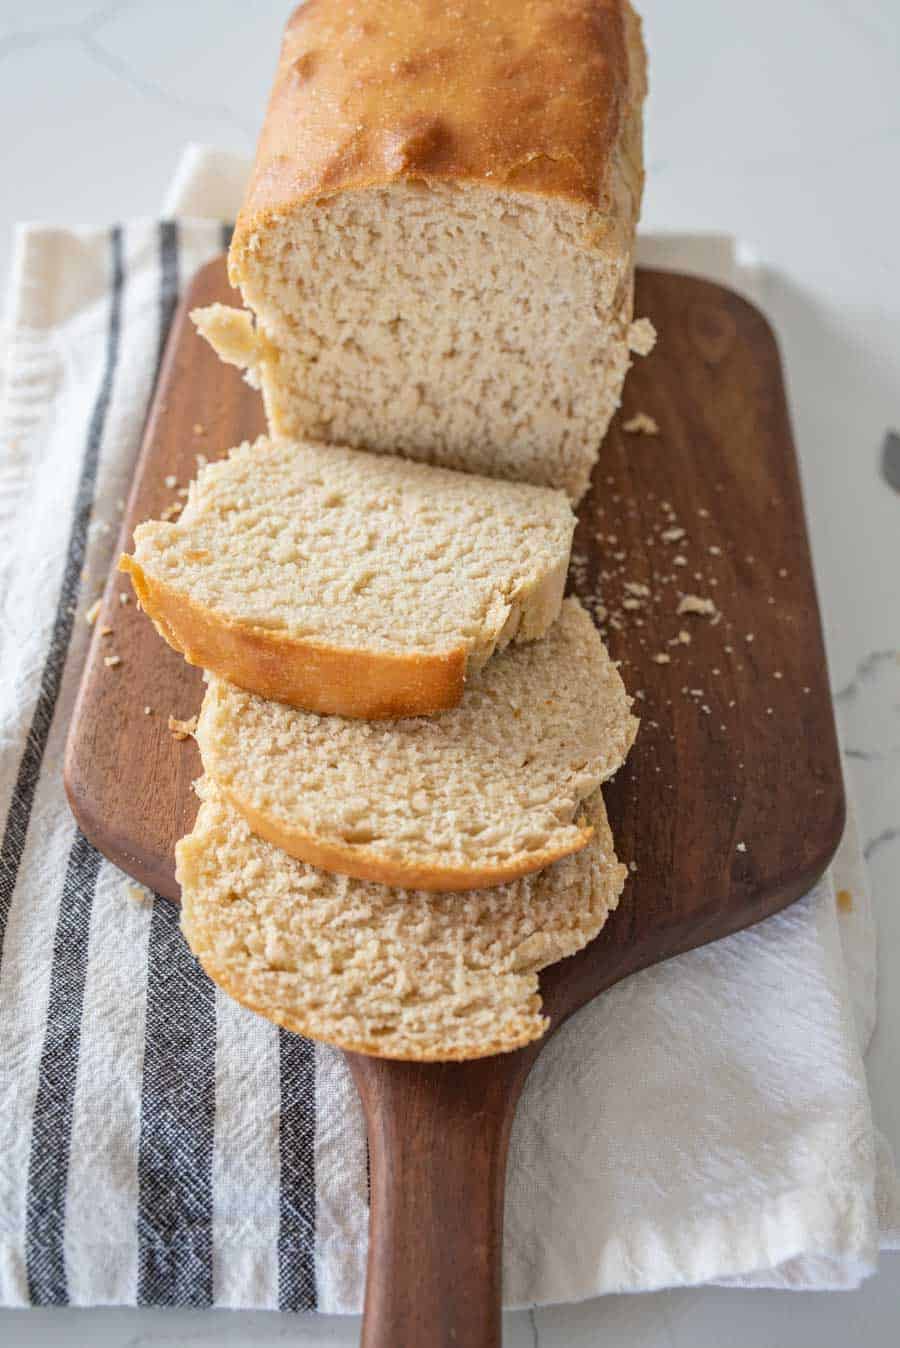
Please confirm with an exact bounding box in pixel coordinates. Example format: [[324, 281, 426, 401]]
[[348, 1052, 532, 1348]]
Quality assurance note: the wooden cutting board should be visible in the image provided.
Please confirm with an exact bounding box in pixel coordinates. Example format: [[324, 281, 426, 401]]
[[64, 259, 844, 1348]]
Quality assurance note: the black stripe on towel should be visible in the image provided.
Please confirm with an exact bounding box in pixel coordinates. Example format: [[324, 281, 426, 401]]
[[24, 832, 102, 1304], [0, 226, 124, 962], [136, 218, 216, 1306], [278, 1029, 317, 1311], [156, 220, 180, 376], [136, 894, 217, 1306]]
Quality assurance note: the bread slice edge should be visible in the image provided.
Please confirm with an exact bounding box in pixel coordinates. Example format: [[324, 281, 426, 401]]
[[120, 511, 568, 718], [205, 768, 596, 892], [119, 552, 468, 718]]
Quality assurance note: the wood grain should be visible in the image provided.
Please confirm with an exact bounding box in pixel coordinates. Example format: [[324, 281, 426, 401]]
[[64, 259, 845, 1347]]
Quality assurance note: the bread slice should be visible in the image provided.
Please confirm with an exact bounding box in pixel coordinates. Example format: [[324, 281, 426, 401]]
[[192, 1, 648, 502], [196, 598, 638, 891], [177, 778, 627, 1061], [119, 436, 575, 719]]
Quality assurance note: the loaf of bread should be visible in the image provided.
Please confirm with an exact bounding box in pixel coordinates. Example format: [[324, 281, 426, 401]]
[[196, 598, 637, 891], [194, 0, 648, 501], [119, 437, 574, 719], [177, 778, 626, 1061]]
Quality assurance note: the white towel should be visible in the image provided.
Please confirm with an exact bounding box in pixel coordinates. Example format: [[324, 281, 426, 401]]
[[0, 145, 895, 1315]]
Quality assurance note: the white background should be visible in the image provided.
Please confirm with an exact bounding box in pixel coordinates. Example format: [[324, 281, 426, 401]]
[[1, 0, 898, 1343]]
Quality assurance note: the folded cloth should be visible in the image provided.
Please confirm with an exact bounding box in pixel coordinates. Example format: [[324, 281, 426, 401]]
[[0, 146, 896, 1314]]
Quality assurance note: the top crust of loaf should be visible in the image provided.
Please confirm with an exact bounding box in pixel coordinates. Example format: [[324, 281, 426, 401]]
[[232, 0, 646, 266]]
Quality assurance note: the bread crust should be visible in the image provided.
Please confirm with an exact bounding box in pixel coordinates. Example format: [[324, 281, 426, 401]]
[[211, 773, 595, 893], [231, 0, 646, 270], [119, 554, 467, 719]]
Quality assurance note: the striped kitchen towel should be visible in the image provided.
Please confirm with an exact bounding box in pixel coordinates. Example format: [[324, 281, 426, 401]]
[[0, 204, 896, 1315], [0, 220, 365, 1313]]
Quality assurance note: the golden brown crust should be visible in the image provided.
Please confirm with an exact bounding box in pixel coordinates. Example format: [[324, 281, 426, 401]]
[[212, 775, 595, 894], [232, 0, 646, 262], [118, 554, 467, 720]]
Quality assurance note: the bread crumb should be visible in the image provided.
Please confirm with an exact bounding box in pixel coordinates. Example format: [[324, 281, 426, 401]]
[[144, 706, 153, 715], [677, 595, 717, 618], [673, 554, 687, 567], [104, 654, 122, 669], [193, 422, 205, 435], [168, 714, 198, 742], [624, 581, 651, 598], [628, 317, 657, 356], [698, 507, 710, 519], [99, 624, 113, 637], [119, 592, 130, 606], [736, 842, 747, 853], [677, 629, 691, 645], [629, 861, 638, 873], [125, 882, 151, 905], [85, 598, 102, 626], [164, 474, 177, 488], [836, 888, 853, 912], [160, 500, 184, 521], [623, 412, 659, 435], [774, 671, 783, 680], [652, 652, 671, 665], [661, 527, 686, 543], [709, 545, 722, 556], [622, 597, 642, 611]]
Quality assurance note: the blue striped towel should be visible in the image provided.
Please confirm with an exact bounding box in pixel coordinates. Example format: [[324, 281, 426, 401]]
[[0, 202, 895, 1314]]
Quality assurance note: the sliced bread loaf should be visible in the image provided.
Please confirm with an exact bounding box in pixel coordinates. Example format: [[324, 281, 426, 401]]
[[196, 598, 638, 891], [177, 778, 627, 1061], [193, 0, 648, 502], [120, 436, 575, 719]]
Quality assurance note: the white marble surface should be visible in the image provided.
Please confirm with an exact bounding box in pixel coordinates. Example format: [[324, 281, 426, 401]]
[[1, 0, 898, 1343]]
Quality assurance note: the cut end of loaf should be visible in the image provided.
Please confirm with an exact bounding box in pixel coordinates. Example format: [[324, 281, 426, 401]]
[[229, 185, 636, 502], [218, 1, 646, 498], [177, 779, 627, 1061]]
